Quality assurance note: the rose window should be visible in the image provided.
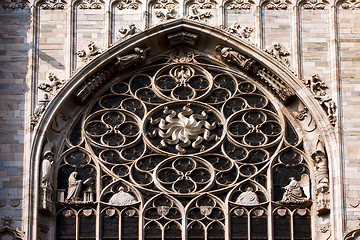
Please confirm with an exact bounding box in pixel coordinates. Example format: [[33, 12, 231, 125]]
[[55, 52, 312, 240]]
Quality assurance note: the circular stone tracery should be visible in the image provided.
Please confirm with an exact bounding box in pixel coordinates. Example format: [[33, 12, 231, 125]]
[[143, 102, 226, 155]]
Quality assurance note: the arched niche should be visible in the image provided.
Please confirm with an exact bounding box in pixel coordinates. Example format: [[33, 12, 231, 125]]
[[28, 19, 339, 239]]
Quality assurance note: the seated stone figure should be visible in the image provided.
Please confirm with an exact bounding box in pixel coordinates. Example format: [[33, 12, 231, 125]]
[[280, 177, 309, 204], [236, 187, 259, 205]]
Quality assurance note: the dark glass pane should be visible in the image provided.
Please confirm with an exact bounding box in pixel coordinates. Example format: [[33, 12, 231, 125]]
[[144, 222, 161, 240], [79, 215, 96, 238], [102, 214, 119, 238], [251, 214, 267, 239], [208, 222, 224, 239], [274, 213, 291, 240], [294, 213, 311, 240], [188, 222, 205, 239], [231, 214, 247, 240], [122, 215, 139, 239], [57, 213, 76, 240], [164, 221, 181, 239]]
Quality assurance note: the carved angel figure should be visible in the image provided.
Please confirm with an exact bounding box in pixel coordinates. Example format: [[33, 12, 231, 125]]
[[66, 172, 82, 202], [280, 175, 310, 204], [109, 186, 137, 206], [116, 47, 150, 70], [236, 187, 259, 205]]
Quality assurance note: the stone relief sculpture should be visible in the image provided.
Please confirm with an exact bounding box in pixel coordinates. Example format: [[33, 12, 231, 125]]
[[31, 95, 50, 129], [108, 186, 137, 206], [155, 6, 177, 21], [0, 0, 29, 9], [40, 0, 66, 10], [116, 47, 150, 70], [222, 22, 253, 39], [266, 43, 290, 66], [77, 0, 103, 9], [215, 45, 257, 72], [226, 0, 254, 9], [303, 74, 336, 125], [117, 24, 141, 40], [116, 0, 140, 10], [188, 5, 212, 21], [40, 141, 55, 213], [38, 73, 66, 97], [264, 0, 290, 9], [66, 172, 93, 203], [235, 187, 259, 205], [280, 175, 310, 204], [312, 140, 330, 215], [76, 41, 102, 63]]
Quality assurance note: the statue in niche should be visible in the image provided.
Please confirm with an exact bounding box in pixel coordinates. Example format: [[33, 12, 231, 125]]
[[66, 172, 92, 202], [235, 187, 259, 205], [116, 47, 150, 70], [40, 141, 55, 213], [266, 43, 290, 66], [109, 186, 137, 206], [215, 45, 256, 72], [280, 175, 310, 204]]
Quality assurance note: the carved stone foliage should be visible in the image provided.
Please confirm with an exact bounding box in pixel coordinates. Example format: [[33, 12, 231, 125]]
[[226, 0, 254, 9], [264, 0, 291, 9], [186, 0, 216, 22], [0, 0, 29, 9], [53, 49, 316, 239], [40, 0, 67, 10], [265, 43, 291, 67], [300, 0, 328, 10], [116, 0, 140, 10], [77, 0, 103, 9], [303, 74, 336, 125], [76, 41, 102, 63], [339, 0, 360, 9]]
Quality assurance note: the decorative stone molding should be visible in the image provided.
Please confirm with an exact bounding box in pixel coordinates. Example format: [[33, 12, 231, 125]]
[[303, 74, 336, 126], [77, 0, 103, 9], [117, 24, 142, 40], [265, 43, 290, 67], [0, 0, 29, 9], [339, 0, 360, 9], [263, 0, 291, 9], [220, 22, 253, 39], [9, 199, 20, 207], [38, 73, 66, 97], [75, 47, 150, 102], [76, 41, 102, 63], [167, 31, 198, 46], [0, 216, 25, 240], [300, 0, 328, 9], [226, 0, 254, 9], [295, 107, 316, 132], [116, 0, 140, 10], [344, 228, 360, 240], [40, 0, 67, 10]]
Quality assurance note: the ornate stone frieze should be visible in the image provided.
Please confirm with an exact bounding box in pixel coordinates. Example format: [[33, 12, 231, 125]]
[[153, 0, 179, 21], [155, 7, 178, 21], [75, 47, 150, 102], [76, 41, 102, 63], [31, 96, 50, 129], [303, 74, 336, 125], [116, 0, 140, 10], [264, 0, 291, 10], [40, 0, 67, 10], [226, 0, 254, 9], [117, 24, 142, 40], [339, 0, 360, 9], [38, 73, 66, 97], [77, 0, 103, 9], [265, 43, 290, 67], [312, 140, 330, 216], [167, 31, 198, 46], [220, 22, 254, 39], [0, 0, 29, 9], [257, 68, 296, 104], [301, 0, 328, 10]]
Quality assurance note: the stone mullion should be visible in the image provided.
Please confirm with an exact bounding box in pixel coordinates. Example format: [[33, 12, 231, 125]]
[[292, 4, 300, 77], [255, 5, 262, 47], [105, 0, 111, 47]]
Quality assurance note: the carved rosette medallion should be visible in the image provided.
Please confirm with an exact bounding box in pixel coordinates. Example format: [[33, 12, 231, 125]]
[[144, 102, 225, 155]]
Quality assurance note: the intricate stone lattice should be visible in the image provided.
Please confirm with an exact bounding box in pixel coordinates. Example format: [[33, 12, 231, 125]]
[[0, 0, 29, 9], [40, 0, 67, 10]]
